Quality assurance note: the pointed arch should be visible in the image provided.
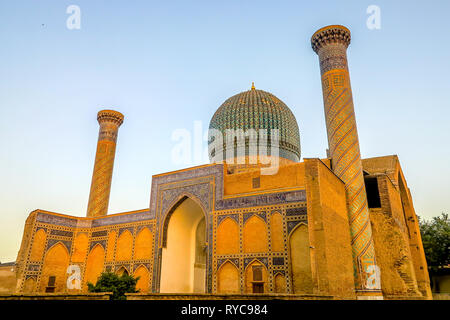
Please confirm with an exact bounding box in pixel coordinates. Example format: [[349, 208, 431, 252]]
[[116, 266, 129, 276], [244, 259, 268, 293], [274, 273, 286, 293], [218, 258, 239, 269], [23, 277, 36, 293], [134, 265, 150, 293], [243, 215, 268, 253], [216, 217, 239, 255], [160, 196, 207, 293], [289, 223, 313, 294], [71, 233, 88, 263], [84, 244, 105, 288], [30, 229, 46, 261], [217, 261, 240, 294], [40, 242, 70, 293], [161, 193, 207, 248], [270, 212, 284, 252], [116, 230, 133, 261], [134, 227, 153, 260]]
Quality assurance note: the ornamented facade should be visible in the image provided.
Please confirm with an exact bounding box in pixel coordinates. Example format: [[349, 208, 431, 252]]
[[12, 25, 432, 299]]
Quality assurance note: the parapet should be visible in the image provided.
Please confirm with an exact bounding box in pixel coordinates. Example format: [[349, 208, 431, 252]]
[[311, 25, 351, 53], [97, 109, 124, 126]]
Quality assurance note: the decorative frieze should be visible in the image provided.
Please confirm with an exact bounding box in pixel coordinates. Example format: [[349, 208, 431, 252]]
[[91, 230, 108, 238], [50, 229, 73, 237], [216, 190, 306, 211], [36, 212, 78, 228], [286, 207, 307, 216]]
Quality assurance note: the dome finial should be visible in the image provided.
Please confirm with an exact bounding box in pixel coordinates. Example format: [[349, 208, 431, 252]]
[[251, 82, 255, 90]]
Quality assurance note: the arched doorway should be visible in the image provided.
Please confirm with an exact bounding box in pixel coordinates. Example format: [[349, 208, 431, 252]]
[[160, 197, 207, 293]]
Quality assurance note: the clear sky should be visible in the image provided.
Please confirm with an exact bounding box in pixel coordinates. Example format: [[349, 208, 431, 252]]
[[1, 0, 449, 262]]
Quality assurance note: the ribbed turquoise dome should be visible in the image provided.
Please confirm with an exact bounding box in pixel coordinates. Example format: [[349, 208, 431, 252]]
[[208, 86, 301, 162]]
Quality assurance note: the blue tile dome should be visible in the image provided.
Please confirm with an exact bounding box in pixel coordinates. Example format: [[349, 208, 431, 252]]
[[208, 85, 301, 163]]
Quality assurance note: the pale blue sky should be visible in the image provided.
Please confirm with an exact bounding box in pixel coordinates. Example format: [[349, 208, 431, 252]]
[[1, 0, 449, 261]]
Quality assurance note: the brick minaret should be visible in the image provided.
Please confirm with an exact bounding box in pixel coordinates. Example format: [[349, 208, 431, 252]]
[[86, 110, 124, 217], [311, 25, 381, 296]]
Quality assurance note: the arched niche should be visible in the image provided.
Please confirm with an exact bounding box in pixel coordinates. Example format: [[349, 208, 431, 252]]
[[134, 227, 153, 260], [289, 223, 313, 294], [134, 265, 150, 293], [30, 229, 46, 262], [217, 261, 239, 294], [40, 242, 70, 293], [243, 215, 268, 253], [84, 244, 105, 289], [216, 217, 239, 255], [244, 260, 268, 294], [116, 230, 133, 261]]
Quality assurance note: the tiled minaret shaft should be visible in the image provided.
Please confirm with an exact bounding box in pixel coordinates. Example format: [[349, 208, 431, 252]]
[[311, 25, 379, 292], [86, 110, 124, 218]]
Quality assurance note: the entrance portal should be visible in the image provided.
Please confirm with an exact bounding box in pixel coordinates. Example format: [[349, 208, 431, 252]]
[[160, 197, 206, 293]]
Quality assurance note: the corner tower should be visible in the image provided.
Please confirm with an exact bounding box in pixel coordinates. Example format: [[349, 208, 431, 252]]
[[311, 25, 381, 297], [86, 110, 124, 217]]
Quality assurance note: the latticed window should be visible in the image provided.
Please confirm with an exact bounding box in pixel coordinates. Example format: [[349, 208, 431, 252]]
[[252, 283, 264, 293], [45, 276, 56, 293], [252, 265, 263, 281], [251, 265, 264, 293]]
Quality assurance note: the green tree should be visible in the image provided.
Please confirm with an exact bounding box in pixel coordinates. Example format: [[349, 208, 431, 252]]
[[419, 213, 450, 273], [88, 272, 140, 300]]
